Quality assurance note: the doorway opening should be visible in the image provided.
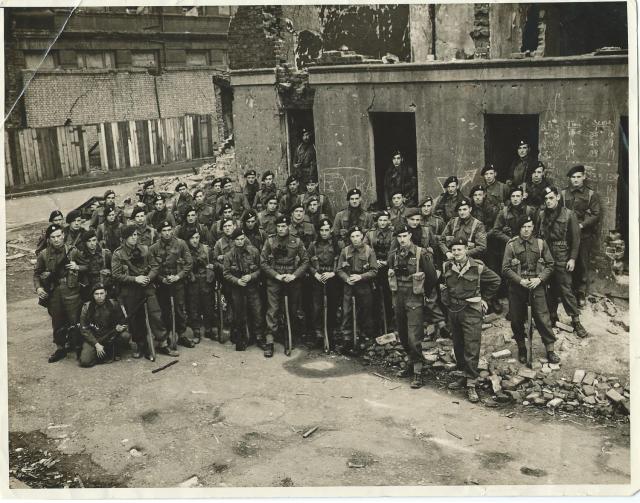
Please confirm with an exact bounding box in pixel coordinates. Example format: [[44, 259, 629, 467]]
[[286, 109, 314, 174], [370, 112, 417, 209], [616, 115, 629, 263], [484, 114, 540, 182]]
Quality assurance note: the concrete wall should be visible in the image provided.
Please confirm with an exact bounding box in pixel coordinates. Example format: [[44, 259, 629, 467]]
[[434, 4, 476, 60], [489, 3, 528, 58], [308, 56, 628, 264]]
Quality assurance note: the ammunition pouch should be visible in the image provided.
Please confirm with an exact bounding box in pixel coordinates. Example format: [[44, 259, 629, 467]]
[[412, 272, 425, 295]]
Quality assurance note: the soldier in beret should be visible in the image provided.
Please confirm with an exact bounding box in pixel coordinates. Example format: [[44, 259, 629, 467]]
[[278, 175, 304, 216], [253, 171, 280, 212], [149, 220, 195, 348], [210, 203, 241, 244], [191, 189, 216, 229], [469, 185, 499, 231], [130, 206, 157, 247], [336, 225, 379, 355], [243, 210, 267, 253], [89, 189, 124, 230], [243, 169, 260, 210], [96, 206, 124, 253], [560, 164, 601, 307], [419, 197, 446, 268], [333, 188, 374, 249], [481, 164, 509, 207], [502, 215, 559, 364], [184, 228, 216, 343], [292, 128, 317, 185], [64, 210, 84, 248], [304, 196, 324, 229], [383, 150, 418, 207], [434, 175, 466, 222], [258, 195, 281, 236], [507, 139, 537, 190], [289, 203, 316, 248], [441, 238, 500, 403], [205, 177, 224, 208], [260, 215, 309, 357], [140, 179, 158, 213], [301, 173, 334, 221], [175, 206, 211, 245], [388, 189, 411, 232], [34, 223, 83, 363], [216, 177, 251, 218], [439, 198, 487, 261], [75, 229, 112, 302], [35, 210, 65, 256], [526, 161, 554, 209], [365, 210, 395, 332], [173, 182, 194, 226], [147, 194, 176, 231], [388, 224, 437, 388]]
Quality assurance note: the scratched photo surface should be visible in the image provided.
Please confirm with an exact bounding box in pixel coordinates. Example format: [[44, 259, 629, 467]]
[[3, 2, 635, 496]]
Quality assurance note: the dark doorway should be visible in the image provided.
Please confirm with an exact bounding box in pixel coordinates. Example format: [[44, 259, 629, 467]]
[[484, 114, 540, 182], [521, 5, 540, 53], [370, 112, 417, 209], [287, 109, 314, 173], [616, 115, 629, 262]]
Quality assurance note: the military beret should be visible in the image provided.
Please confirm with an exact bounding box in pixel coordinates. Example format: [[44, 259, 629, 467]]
[[121, 224, 138, 239], [244, 169, 256, 177], [82, 229, 97, 242], [66, 209, 82, 224], [275, 215, 290, 226], [262, 170, 274, 180], [567, 165, 585, 177], [509, 186, 524, 196], [45, 224, 64, 238], [517, 139, 529, 147], [211, 177, 223, 186], [142, 179, 155, 189], [156, 220, 173, 231], [221, 218, 235, 227], [243, 210, 258, 222], [220, 203, 233, 214], [130, 206, 146, 219], [305, 196, 319, 207], [90, 282, 106, 294], [377, 210, 391, 219], [517, 215, 535, 230], [405, 207, 421, 218], [307, 173, 319, 184], [184, 228, 200, 242], [469, 184, 485, 195], [230, 228, 245, 240], [184, 206, 196, 216], [544, 186, 559, 196], [154, 194, 165, 203], [290, 203, 305, 213], [481, 164, 496, 175], [316, 218, 332, 230], [392, 149, 402, 157], [390, 188, 404, 197], [285, 174, 299, 186], [395, 224, 411, 236], [104, 189, 116, 198], [450, 237, 468, 247], [266, 194, 279, 203], [302, 128, 311, 135], [49, 210, 63, 222], [420, 197, 433, 206], [348, 225, 365, 237], [221, 177, 232, 186], [536, 161, 546, 170], [105, 206, 117, 217], [175, 182, 187, 192], [455, 199, 471, 211], [443, 176, 459, 188], [346, 188, 361, 199]]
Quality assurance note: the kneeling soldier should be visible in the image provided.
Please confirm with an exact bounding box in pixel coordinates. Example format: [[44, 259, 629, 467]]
[[442, 238, 500, 403], [388, 225, 437, 388], [502, 216, 560, 364], [79, 283, 130, 367]]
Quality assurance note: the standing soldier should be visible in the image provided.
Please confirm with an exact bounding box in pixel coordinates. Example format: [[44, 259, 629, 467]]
[[292, 128, 317, 184], [442, 238, 501, 403], [560, 165, 601, 307], [387, 225, 437, 388], [149, 221, 195, 348], [173, 182, 194, 225], [210, 204, 241, 244], [481, 164, 509, 207], [96, 206, 123, 253], [507, 139, 537, 190], [205, 177, 224, 208], [64, 210, 84, 248], [34, 224, 83, 363], [192, 189, 216, 229], [216, 177, 250, 218], [308, 218, 340, 349], [223, 228, 264, 351], [333, 188, 374, 249], [147, 194, 176, 231], [526, 161, 553, 209], [76, 230, 112, 302], [130, 207, 157, 247], [388, 190, 410, 231], [213, 218, 238, 337], [278, 175, 304, 216], [439, 199, 487, 261], [260, 215, 309, 357], [175, 206, 211, 245], [435, 176, 465, 223], [383, 150, 418, 207], [140, 179, 158, 213], [469, 185, 499, 231], [243, 170, 260, 210], [289, 204, 316, 248], [502, 216, 560, 364], [111, 225, 177, 358], [242, 210, 267, 252], [301, 174, 334, 221], [336, 225, 378, 355], [419, 197, 446, 267], [36, 210, 65, 256], [184, 228, 216, 343], [365, 211, 395, 332], [304, 196, 324, 229], [258, 195, 281, 236], [253, 171, 279, 212], [78, 283, 130, 367], [538, 186, 588, 337], [89, 190, 124, 229]]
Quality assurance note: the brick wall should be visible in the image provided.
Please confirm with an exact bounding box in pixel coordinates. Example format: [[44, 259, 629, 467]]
[[228, 6, 285, 70], [4, 37, 26, 129]]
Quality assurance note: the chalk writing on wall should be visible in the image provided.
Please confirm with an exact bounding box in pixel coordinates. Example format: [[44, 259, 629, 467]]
[[321, 166, 374, 208]]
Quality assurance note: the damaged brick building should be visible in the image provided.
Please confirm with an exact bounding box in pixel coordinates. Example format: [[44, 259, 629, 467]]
[[228, 3, 629, 292], [4, 6, 235, 188]]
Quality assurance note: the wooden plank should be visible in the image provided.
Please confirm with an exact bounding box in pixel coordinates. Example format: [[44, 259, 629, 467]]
[[178, 117, 185, 159], [119, 122, 130, 169], [64, 127, 76, 176], [35, 129, 50, 180], [55, 127, 68, 177], [72, 127, 83, 175], [22, 130, 36, 184], [192, 115, 201, 158], [111, 122, 120, 170], [206, 115, 213, 157], [10, 130, 24, 186], [165, 118, 172, 162], [17, 131, 30, 185], [148, 120, 156, 165], [80, 126, 90, 173], [104, 122, 115, 171], [184, 116, 192, 160], [98, 123, 109, 171], [5, 133, 14, 188], [61, 127, 73, 176], [136, 120, 148, 165], [48, 128, 62, 179], [131, 120, 140, 167], [28, 129, 42, 182], [158, 118, 166, 163]]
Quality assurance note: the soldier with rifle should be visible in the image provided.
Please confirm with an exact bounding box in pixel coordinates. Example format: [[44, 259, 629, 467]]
[[78, 283, 130, 367], [34, 224, 83, 363], [184, 228, 216, 343], [35, 210, 65, 256], [502, 215, 559, 365], [213, 218, 238, 342], [332, 188, 374, 250], [75, 229, 112, 302], [64, 209, 84, 249], [365, 210, 395, 334], [96, 206, 123, 254]]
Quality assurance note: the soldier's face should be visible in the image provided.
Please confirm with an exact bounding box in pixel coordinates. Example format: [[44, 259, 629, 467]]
[[224, 183, 233, 193], [288, 181, 299, 192], [421, 201, 433, 216], [276, 223, 288, 237], [49, 230, 65, 248], [126, 231, 139, 247], [70, 217, 82, 230], [245, 217, 257, 229], [457, 205, 471, 219], [292, 208, 305, 221], [392, 154, 402, 167], [397, 232, 411, 247], [348, 194, 361, 208], [93, 289, 107, 304], [510, 192, 523, 206], [350, 231, 363, 246], [178, 187, 187, 196], [267, 200, 278, 212], [446, 182, 458, 195], [483, 170, 496, 184], [302, 132, 311, 143], [195, 192, 205, 203], [160, 227, 173, 240], [517, 145, 529, 158], [145, 185, 155, 194], [264, 175, 273, 186], [187, 212, 197, 224], [570, 172, 585, 187], [223, 209, 233, 220], [319, 224, 332, 239], [472, 190, 485, 205], [407, 215, 421, 228], [544, 192, 559, 209], [520, 221, 534, 239], [154, 200, 164, 211], [223, 222, 235, 235], [308, 201, 319, 213], [234, 235, 246, 247], [213, 183, 222, 193], [52, 215, 64, 226], [134, 212, 146, 225], [377, 216, 390, 229], [105, 194, 116, 205], [532, 167, 544, 183], [246, 174, 257, 185], [391, 194, 403, 207], [306, 182, 318, 193], [86, 236, 98, 252], [189, 233, 200, 247], [451, 244, 467, 262], [106, 212, 116, 223]]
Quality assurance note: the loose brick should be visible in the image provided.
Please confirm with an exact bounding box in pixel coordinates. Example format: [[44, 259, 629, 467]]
[[606, 389, 625, 403], [572, 369, 586, 383], [491, 349, 511, 359]]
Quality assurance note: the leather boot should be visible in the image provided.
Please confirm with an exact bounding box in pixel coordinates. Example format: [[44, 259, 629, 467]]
[[263, 343, 274, 358], [517, 341, 528, 364], [572, 318, 588, 338]]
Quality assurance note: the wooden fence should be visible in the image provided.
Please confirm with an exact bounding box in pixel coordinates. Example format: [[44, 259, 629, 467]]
[[4, 114, 215, 188]]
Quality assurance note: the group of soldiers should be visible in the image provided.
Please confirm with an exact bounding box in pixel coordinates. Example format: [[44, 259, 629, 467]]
[[33, 140, 601, 403]]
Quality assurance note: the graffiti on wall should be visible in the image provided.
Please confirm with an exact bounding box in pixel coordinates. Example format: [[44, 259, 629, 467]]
[[321, 166, 374, 207]]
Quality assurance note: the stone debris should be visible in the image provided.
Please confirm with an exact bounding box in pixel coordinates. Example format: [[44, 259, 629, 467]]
[[556, 321, 574, 333], [572, 369, 586, 383], [491, 349, 511, 359], [178, 476, 200, 488]]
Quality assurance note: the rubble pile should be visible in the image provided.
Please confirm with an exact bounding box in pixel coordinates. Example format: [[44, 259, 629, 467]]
[[10, 447, 81, 489]]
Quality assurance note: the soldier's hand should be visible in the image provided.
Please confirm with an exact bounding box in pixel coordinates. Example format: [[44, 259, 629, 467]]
[[36, 287, 48, 300], [241, 274, 252, 283], [349, 274, 362, 284], [324, 272, 335, 281], [237, 278, 248, 287], [100, 269, 111, 276], [66, 261, 79, 271], [520, 279, 531, 288], [314, 272, 324, 283], [116, 324, 126, 333], [283, 274, 296, 283], [528, 277, 542, 289], [135, 275, 149, 285], [40, 271, 51, 280], [95, 343, 106, 359], [566, 259, 575, 272], [481, 300, 488, 314]]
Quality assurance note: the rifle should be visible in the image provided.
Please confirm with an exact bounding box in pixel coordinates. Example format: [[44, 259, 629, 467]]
[[169, 294, 178, 350], [352, 295, 358, 351], [322, 284, 330, 354], [527, 289, 534, 369], [38, 247, 71, 308], [143, 302, 157, 362], [216, 284, 224, 342], [284, 294, 293, 356], [380, 281, 388, 335]]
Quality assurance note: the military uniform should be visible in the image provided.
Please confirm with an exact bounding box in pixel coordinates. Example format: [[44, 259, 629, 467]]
[[471, 200, 500, 232], [215, 191, 250, 218], [89, 205, 124, 229], [134, 223, 157, 247], [79, 298, 129, 367], [96, 221, 123, 253], [258, 209, 281, 236], [527, 178, 553, 209], [434, 191, 465, 223], [332, 208, 374, 249], [383, 165, 418, 207], [76, 246, 113, 301], [278, 189, 304, 216], [289, 219, 316, 249], [173, 193, 194, 225], [64, 227, 83, 249], [293, 142, 317, 184], [336, 243, 378, 350], [507, 155, 536, 188], [243, 181, 260, 211], [193, 201, 216, 228], [421, 213, 446, 267], [439, 216, 487, 259], [301, 191, 334, 220], [308, 237, 340, 344], [244, 225, 267, 253], [365, 225, 395, 331], [389, 205, 410, 231], [213, 233, 237, 332], [388, 243, 437, 380], [147, 208, 176, 231], [186, 241, 216, 340], [223, 242, 264, 349], [141, 191, 158, 213], [253, 185, 279, 213], [209, 219, 242, 245], [484, 179, 509, 208], [488, 203, 536, 280], [175, 222, 211, 246]]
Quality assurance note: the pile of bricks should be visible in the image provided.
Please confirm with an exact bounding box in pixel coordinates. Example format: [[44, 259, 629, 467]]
[[314, 49, 382, 66]]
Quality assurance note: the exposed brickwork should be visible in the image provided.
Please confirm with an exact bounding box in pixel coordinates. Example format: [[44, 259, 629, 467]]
[[228, 6, 286, 70], [314, 49, 382, 66], [4, 34, 27, 129], [275, 64, 315, 109], [471, 3, 490, 59]]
